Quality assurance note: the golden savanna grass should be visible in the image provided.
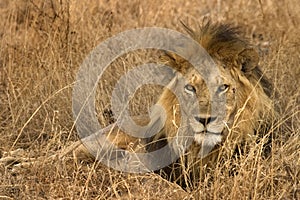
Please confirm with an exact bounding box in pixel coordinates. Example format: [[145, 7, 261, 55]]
[[0, 0, 299, 199]]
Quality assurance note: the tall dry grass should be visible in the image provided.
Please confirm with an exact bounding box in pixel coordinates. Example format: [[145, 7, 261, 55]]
[[0, 0, 299, 199]]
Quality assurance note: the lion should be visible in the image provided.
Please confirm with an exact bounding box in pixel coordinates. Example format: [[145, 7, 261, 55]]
[[147, 21, 276, 186], [1, 21, 275, 188]]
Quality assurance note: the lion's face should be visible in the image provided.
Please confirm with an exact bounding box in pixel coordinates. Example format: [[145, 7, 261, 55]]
[[179, 63, 239, 157]]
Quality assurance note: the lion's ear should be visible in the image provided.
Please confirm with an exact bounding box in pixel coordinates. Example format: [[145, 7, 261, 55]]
[[160, 51, 190, 74], [237, 48, 259, 74]]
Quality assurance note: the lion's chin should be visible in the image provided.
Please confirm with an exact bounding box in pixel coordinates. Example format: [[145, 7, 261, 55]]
[[194, 131, 223, 158]]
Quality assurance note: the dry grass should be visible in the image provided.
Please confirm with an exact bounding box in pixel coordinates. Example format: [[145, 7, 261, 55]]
[[0, 0, 299, 199]]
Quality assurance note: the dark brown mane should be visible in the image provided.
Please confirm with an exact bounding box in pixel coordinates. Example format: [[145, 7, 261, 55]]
[[182, 21, 249, 61]]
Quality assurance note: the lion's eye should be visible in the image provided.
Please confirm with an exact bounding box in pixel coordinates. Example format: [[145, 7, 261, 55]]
[[184, 84, 196, 94], [217, 84, 229, 93]]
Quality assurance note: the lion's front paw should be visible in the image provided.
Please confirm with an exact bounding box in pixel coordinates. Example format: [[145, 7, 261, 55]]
[[0, 148, 37, 171]]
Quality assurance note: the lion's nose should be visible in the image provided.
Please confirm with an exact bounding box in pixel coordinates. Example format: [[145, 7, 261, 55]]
[[194, 116, 217, 125]]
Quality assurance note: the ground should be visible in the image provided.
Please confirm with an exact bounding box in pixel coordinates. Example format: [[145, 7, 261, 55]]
[[0, 0, 299, 199]]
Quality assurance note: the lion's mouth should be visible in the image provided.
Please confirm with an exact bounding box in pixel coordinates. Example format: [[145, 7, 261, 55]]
[[195, 131, 222, 135], [191, 124, 223, 136]]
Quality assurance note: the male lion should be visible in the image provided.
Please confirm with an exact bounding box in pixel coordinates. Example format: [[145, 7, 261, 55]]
[[61, 21, 276, 187], [147, 22, 276, 186]]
